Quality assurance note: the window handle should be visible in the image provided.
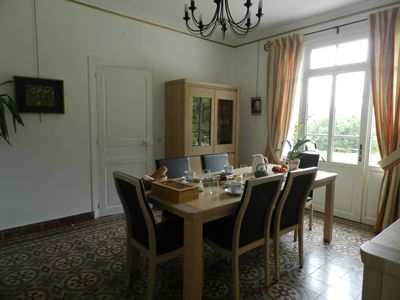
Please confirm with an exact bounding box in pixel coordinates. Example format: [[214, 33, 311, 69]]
[[358, 144, 363, 163]]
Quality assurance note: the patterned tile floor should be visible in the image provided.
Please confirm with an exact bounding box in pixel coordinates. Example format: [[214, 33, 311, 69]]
[[0, 212, 373, 299]]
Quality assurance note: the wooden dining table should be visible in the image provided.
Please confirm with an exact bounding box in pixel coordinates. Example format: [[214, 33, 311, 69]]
[[147, 166, 337, 300]]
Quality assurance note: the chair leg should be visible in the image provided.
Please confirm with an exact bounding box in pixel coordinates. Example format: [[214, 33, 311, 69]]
[[274, 234, 280, 282], [298, 226, 304, 268], [264, 243, 270, 288], [308, 203, 313, 230], [147, 259, 156, 300], [126, 243, 140, 286], [232, 255, 240, 300]]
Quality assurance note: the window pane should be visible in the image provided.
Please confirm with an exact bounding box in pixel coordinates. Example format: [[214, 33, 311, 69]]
[[306, 76, 332, 135], [369, 119, 380, 166], [332, 72, 364, 163], [332, 136, 359, 164], [310, 45, 336, 69], [334, 72, 364, 135], [308, 134, 328, 161], [337, 39, 368, 65]]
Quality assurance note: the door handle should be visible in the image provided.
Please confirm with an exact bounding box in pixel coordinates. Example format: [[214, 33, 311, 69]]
[[142, 139, 153, 147]]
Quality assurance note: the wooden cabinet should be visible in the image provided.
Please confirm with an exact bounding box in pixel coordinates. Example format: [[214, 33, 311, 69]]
[[165, 79, 239, 166]]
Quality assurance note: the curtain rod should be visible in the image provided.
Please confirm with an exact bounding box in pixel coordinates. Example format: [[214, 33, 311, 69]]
[[264, 18, 368, 52], [264, 18, 368, 51]]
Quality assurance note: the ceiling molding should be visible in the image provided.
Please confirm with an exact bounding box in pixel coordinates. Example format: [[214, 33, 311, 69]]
[[66, 0, 235, 48], [67, 0, 399, 49]]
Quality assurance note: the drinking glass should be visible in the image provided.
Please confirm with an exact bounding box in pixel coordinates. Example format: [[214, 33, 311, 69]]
[[236, 164, 247, 183], [209, 176, 219, 195]]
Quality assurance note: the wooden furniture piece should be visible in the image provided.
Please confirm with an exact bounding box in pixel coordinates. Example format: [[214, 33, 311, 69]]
[[165, 79, 239, 166], [147, 166, 337, 300], [298, 152, 320, 230], [155, 157, 191, 179], [271, 167, 318, 282], [204, 174, 284, 298], [360, 219, 400, 300], [113, 171, 184, 300], [201, 153, 229, 172]]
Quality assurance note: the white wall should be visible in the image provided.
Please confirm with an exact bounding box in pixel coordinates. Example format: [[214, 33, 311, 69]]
[[0, 0, 235, 230], [234, 41, 268, 166]]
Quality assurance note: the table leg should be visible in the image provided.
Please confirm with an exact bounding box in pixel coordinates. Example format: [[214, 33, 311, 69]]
[[183, 218, 203, 300], [323, 179, 335, 244]]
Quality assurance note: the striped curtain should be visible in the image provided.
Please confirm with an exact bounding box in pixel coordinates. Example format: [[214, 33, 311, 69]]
[[370, 7, 400, 233], [265, 33, 303, 163]]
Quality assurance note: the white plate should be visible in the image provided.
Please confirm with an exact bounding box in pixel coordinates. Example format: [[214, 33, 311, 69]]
[[224, 187, 243, 196]]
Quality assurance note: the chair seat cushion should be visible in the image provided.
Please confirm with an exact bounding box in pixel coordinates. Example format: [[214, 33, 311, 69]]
[[204, 216, 235, 250], [156, 219, 183, 255]]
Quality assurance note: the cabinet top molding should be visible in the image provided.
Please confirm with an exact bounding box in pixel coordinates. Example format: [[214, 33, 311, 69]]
[[165, 79, 240, 90]]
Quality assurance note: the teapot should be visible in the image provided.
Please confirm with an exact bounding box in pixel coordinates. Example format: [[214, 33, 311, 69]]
[[254, 163, 268, 178], [252, 154, 268, 173]]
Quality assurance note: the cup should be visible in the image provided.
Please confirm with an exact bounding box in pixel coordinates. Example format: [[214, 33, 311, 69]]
[[224, 164, 233, 174], [230, 182, 243, 194], [185, 170, 196, 181]]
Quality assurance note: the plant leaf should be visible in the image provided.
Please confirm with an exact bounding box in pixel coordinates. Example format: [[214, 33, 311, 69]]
[[0, 101, 11, 144]]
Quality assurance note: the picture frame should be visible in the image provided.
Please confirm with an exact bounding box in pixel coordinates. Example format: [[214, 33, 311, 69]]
[[14, 76, 64, 113], [251, 97, 261, 115]]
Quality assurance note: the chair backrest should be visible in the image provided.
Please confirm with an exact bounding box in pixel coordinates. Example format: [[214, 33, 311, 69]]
[[201, 153, 229, 172], [275, 167, 318, 230], [155, 157, 191, 179], [233, 174, 284, 248], [299, 152, 320, 168], [113, 171, 156, 250]]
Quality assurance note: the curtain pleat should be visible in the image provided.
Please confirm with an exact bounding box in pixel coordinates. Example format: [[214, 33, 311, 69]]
[[370, 7, 400, 233], [265, 33, 303, 163]]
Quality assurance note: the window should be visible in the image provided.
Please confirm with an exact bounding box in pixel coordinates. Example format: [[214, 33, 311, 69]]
[[298, 36, 370, 164]]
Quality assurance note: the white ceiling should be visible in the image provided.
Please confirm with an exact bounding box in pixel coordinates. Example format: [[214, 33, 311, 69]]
[[76, 0, 399, 46]]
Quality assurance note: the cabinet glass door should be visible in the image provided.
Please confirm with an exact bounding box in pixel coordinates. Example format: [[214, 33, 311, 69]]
[[217, 100, 233, 144], [192, 97, 211, 146], [214, 90, 237, 154]]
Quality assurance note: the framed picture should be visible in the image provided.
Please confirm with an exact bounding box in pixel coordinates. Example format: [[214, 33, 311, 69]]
[[14, 76, 64, 113], [251, 97, 261, 115]]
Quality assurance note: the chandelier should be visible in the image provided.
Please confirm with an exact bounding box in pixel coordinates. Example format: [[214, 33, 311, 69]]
[[183, 0, 263, 39]]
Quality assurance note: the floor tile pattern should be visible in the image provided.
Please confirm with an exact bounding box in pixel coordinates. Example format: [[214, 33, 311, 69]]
[[0, 212, 373, 299]]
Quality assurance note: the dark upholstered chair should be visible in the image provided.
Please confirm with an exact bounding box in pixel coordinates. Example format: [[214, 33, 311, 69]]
[[155, 157, 191, 179], [204, 174, 284, 299], [298, 152, 320, 230], [201, 153, 229, 172], [271, 167, 317, 282], [113, 171, 183, 299]]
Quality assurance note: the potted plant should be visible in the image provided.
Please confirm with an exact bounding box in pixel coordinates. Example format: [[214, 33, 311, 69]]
[[0, 80, 24, 145], [286, 137, 317, 170]]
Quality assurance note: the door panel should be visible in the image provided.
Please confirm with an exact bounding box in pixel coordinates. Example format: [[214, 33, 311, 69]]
[[96, 66, 153, 215], [313, 163, 363, 221]]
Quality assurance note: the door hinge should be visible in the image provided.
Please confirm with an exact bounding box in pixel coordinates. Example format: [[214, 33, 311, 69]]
[[97, 203, 101, 209], [358, 144, 363, 163]]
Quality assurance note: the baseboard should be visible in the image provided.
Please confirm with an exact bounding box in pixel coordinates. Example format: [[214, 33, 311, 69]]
[[0, 212, 94, 241]]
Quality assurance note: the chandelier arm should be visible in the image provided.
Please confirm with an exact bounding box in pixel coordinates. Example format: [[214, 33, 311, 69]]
[[201, 20, 219, 39], [226, 21, 248, 37], [224, 0, 250, 27]]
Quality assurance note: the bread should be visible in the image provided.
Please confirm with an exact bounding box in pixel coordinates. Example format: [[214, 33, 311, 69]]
[[151, 165, 168, 179]]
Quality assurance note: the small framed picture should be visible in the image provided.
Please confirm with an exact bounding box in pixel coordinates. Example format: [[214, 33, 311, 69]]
[[14, 76, 64, 113], [251, 97, 261, 115]]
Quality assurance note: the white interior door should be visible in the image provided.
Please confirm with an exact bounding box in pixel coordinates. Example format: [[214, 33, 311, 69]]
[[95, 66, 153, 216]]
